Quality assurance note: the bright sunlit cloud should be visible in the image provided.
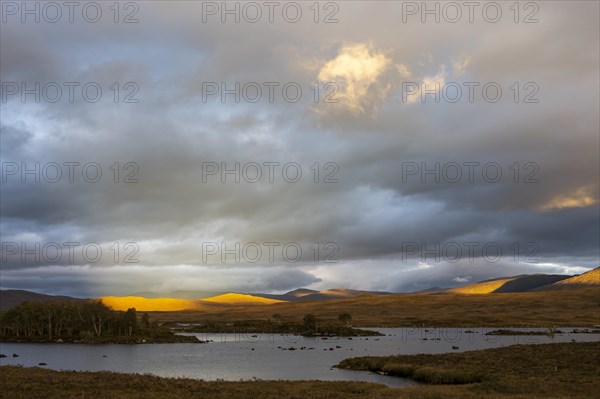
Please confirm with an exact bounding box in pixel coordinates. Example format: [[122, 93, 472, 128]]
[[318, 43, 390, 114]]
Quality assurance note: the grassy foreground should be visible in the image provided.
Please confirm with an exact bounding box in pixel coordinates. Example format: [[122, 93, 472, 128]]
[[0, 366, 402, 399], [1, 342, 598, 398], [337, 341, 600, 398]]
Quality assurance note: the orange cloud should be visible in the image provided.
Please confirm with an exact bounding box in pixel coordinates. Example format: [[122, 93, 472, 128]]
[[537, 186, 599, 211]]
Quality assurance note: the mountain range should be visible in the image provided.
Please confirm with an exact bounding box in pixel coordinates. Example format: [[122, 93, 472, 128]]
[[249, 288, 393, 302], [1, 267, 597, 311]]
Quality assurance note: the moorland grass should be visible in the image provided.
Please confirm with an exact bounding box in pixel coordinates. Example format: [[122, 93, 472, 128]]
[[337, 341, 600, 398], [149, 288, 600, 328]]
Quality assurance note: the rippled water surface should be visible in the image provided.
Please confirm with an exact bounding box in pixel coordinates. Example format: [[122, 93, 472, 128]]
[[1, 327, 598, 387]]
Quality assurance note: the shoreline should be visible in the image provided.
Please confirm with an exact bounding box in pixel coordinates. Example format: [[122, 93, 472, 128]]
[[0, 335, 203, 344], [2, 342, 598, 398], [2, 326, 598, 344]]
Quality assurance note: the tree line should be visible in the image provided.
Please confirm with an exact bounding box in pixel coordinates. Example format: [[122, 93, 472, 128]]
[[0, 300, 152, 341]]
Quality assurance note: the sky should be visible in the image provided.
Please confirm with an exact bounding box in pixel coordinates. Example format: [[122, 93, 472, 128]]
[[0, 1, 599, 298]]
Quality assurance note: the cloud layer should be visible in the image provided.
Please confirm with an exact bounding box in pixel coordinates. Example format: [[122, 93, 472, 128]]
[[1, 1, 598, 296]]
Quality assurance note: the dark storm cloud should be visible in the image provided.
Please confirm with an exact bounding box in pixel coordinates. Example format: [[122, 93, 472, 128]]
[[0, 1, 598, 296]]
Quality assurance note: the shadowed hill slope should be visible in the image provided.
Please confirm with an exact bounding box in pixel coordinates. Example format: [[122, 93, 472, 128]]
[[447, 274, 571, 294], [250, 288, 393, 302], [0, 290, 82, 311]]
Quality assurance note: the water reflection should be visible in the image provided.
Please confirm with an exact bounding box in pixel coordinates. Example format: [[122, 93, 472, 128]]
[[1, 327, 597, 387]]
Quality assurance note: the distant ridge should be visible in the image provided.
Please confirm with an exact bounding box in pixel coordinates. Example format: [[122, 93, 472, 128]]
[[447, 274, 571, 294], [248, 288, 320, 302], [0, 289, 82, 311], [1, 268, 597, 311], [101, 289, 393, 310], [100, 296, 203, 312], [250, 288, 393, 302], [201, 293, 285, 305], [533, 267, 600, 291], [0, 288, 392, 311], [100, 293, 285, 311], [130, 290, 226, 299]]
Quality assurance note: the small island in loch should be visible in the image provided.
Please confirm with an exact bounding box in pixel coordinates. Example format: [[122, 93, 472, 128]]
[[0, 300, 201, 344]]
